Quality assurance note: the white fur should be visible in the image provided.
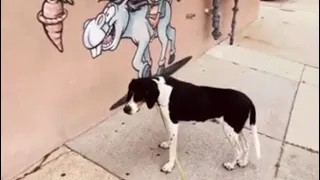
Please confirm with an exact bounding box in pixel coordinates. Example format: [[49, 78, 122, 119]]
[[152, 77, 179, 173], [221, 120, 242, 170], [219, 116, 260, 170], [152, 77, 172, 107], [159, 141, 170, 149], [238, 132, 249, 167], [251, 124, 261, 159], [159, 106, 179, 173]]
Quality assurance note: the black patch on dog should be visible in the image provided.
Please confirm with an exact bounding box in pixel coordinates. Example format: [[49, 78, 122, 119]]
[[127, 78, 160, 109], [160, 76, 256, 133]]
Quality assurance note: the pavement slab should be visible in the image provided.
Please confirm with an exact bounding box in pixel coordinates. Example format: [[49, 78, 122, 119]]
[[286, 83, 319, 151], [281, 0, 319, 14], [206, 44, 304, 81], [67, 105, 281, 180], [276, 144, 319, 180], [229, 6, 319, 68], [12, 146, 71, 180], [21, 149, 120, 180], [301, 66, 319, 87], [260, 0, 287, 8]]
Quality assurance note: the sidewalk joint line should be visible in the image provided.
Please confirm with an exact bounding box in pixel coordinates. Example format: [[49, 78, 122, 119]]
[[304, 64, 319, 69], [274, 65, 305, 178], [64, 144, 125, 180], [301, 80, 319, 88], [284, 141, 319, 154], [244, 126, 319, 154], [244, 127, 282, 142]]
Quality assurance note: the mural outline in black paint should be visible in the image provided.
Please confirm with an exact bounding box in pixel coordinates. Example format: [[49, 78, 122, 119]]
[[83, 0, 180, 78]]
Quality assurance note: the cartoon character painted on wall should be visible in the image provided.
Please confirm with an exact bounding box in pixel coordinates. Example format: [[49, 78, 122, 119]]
[[83, 0, 179, 78], [37, 0, 74, 52]]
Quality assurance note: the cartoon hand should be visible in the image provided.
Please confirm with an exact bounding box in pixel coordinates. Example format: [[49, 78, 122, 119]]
[[150, 13, 160, 29]]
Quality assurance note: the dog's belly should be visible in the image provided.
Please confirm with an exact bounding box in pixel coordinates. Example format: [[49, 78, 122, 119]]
[[169, 106, 223, 122]]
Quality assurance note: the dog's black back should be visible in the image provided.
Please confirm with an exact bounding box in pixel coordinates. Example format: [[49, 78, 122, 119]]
[[164, 77, 256, 133]]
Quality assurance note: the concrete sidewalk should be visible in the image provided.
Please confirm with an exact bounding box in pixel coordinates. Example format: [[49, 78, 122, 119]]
[[13, 0, 319, 180]]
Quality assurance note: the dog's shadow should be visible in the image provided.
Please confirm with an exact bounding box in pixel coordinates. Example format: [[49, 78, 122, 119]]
[[109, 56, 193, 111]]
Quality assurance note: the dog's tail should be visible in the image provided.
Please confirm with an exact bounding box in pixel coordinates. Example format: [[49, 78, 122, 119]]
[[249, 103, 261, 160]]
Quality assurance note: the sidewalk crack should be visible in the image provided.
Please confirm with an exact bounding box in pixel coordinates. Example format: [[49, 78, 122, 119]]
[[64, 144, 125, 180], [14, 147, 59, 180], [274, 65, 305, 178]]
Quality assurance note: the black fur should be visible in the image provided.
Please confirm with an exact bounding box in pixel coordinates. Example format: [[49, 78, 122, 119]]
[[126, 78, 159, 109], [164, 77, 256, 133], [126, 76, 256, 134]]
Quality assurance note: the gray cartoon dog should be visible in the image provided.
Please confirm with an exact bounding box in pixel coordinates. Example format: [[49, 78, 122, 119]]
[[83, 0, 178, 78]]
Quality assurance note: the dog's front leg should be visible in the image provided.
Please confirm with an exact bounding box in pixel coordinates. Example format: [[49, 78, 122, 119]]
[[161, 121, 178, 173], [158, 107, 171, 149], [159, 107, 179, 173]]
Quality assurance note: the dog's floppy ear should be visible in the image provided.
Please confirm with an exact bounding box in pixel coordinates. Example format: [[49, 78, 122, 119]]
[[145, 81, 159, 109]]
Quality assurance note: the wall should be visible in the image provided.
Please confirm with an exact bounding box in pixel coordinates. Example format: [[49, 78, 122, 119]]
[[1, 0, 259, 179]]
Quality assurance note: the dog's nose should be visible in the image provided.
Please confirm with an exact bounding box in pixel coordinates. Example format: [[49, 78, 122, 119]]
[[123, 105, 131, 114]]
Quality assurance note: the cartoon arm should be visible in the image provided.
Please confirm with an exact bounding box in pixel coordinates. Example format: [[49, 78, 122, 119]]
[[132, 38, 151, 78], [157, 0, 164, 13], [149, 0, 164, 29]]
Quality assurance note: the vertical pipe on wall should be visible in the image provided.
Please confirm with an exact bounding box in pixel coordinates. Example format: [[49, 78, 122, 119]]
[[211, 0, 222, 40], [229, 0, 239, 45]]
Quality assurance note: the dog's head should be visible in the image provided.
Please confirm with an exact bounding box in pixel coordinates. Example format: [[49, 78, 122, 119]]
[[123, 78, 160, 115]]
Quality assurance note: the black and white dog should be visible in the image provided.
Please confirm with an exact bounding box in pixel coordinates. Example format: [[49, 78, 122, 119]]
[[123, 76, 261, 173]]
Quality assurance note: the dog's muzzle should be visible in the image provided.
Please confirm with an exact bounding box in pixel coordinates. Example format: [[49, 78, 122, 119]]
[[123, 104, 141, 115]]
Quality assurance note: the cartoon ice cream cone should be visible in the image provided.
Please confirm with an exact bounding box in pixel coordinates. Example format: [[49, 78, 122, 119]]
[[37, 0, 70, 52]]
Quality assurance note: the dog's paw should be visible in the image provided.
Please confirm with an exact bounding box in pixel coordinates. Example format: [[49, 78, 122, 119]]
[[158, 141, 170, 149], [161, 161, 175, 173], [222, 162, 235, 171], [237, 159, 249, 168]]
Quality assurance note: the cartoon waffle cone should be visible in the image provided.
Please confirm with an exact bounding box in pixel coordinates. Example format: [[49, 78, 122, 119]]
[[37, 0, 68, 52]]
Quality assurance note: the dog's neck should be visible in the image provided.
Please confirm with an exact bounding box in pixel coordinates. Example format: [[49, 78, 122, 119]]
[[152, 77, 172, 107]]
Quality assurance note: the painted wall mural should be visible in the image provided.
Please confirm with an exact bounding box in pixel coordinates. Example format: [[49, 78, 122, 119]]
[[83, 0, 180, 78], [37, 0, 74, 52]]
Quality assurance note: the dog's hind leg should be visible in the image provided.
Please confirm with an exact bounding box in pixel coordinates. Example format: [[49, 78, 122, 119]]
[[238, 132, 250, 168], [222, 122, 242, 171]]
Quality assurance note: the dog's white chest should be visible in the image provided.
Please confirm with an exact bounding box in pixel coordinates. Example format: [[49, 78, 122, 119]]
[[157, 82, 172, 107]]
